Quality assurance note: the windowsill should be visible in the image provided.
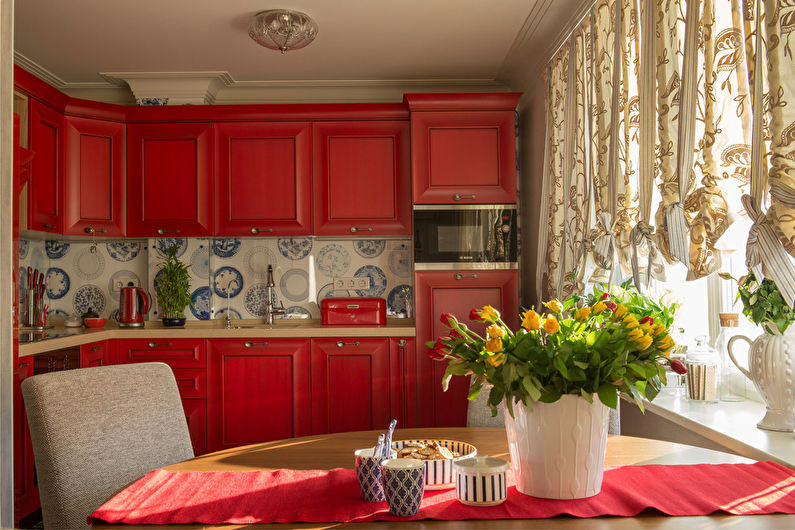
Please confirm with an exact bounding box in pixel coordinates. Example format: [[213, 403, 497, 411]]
[[621, 391, 795, 468]]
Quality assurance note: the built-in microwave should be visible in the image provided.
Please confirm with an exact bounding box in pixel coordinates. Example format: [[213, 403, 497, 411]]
[[413, 205, 517, 268]]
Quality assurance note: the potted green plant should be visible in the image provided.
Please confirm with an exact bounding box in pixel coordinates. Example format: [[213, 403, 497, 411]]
[[155, 244, 192, 327], [428, 280, 680, 499]]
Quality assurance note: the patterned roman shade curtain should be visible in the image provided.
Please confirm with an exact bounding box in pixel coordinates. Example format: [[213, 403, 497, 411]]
[[537, 0, 795, 304]]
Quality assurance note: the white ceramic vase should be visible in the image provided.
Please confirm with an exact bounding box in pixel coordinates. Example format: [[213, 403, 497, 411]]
[[503, 394, 610, 499], [728, 323, 795, 432]]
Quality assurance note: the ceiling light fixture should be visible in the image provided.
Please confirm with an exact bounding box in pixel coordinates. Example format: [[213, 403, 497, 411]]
[[248, 9, 318, 54]]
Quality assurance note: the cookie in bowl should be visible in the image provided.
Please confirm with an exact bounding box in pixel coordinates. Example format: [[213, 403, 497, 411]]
[[392, 439, 476, 489]]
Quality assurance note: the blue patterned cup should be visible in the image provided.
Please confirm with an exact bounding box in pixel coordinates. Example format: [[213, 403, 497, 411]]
[[354, 447, 397, 502], [381, 458, 426, 516]]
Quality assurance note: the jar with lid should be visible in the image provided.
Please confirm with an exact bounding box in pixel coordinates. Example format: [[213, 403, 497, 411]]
[[715, 313, 745, 402], [685, 335, 719, 402]]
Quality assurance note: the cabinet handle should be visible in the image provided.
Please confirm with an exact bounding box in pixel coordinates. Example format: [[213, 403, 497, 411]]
[[250, 228, 274, 234], [244, 341, 269, 348], [454, 273, 478, 280], [157, 229, 181, 235], [350, 227, 373, 233], [336, 341, 360, 348], [398, 339, 407, 348], [84, 227, 107, 234], [43, 223, 56, 229], [453, 194, 476, 201], [148, 341, 172, 348], [91, 346, 102, 352], [19, 362, 30, 368]]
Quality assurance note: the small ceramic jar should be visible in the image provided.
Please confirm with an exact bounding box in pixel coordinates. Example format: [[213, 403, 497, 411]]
[[453, 455, 509, 506]]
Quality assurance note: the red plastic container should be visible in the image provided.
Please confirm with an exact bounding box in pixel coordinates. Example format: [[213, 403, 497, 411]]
[[321, 297, 387, 325]]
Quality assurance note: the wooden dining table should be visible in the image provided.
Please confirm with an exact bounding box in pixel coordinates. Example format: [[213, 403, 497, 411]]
[[94, 427, 794, 530]]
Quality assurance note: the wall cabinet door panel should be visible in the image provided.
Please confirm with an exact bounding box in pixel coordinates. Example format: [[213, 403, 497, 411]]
[[310, 338, 396, 434], [28, 99, 63, 232], [64, 117, 125, 236], [207, 339, 311, 452], [214, 122, 312, 235], [127, 122, 212, 236], [313, 121, 410, 235], [414, 270, 518, 427]]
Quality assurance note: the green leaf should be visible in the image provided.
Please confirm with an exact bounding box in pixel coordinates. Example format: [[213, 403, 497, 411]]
[[628, 362, 646, 379], [580, 388, 593, 403], [597, 383, 618, 409], [553, 356, 569, 379], [521, 376, 542, 402]]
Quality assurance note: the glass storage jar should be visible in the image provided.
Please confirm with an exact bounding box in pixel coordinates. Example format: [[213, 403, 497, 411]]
[[715, 313, 745, 402], [685, 335, 719, 402]]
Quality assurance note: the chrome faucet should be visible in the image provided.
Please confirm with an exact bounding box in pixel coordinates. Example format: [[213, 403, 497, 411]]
[[265, 264, 285, 325], [224, 278, 239, 329]]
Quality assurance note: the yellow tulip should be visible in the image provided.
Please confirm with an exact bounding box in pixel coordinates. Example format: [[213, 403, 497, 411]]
[[544, 299, 563, 313], [652, 323, 667, 337], [522, 309, 541, 330], [613, 304, 628, 319], [634, 334, 654, 350], [480, 305, 501, 323], [623, 315, 639, 329], [591, 301, 607, 315], [627, 327, 644, 341], [486, 353, 505, 367], [485, 337, 503, 353], [656, 335, 674, 350], [574, 306, 591, 321], [486, 324, 505, 339], [542, 315, 560, 334]]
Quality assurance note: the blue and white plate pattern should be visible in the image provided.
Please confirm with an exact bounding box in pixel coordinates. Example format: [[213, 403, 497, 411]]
[[279, 268, 309, 302], [45, 240, 70, 259], [245, 246, 278, 278], [212, 238, 241, 258], [285, 306, 312, 319], [213, 266, 243, 298], [354, 240, 386, 258], [155, 238, 187, 258], [73, 285, 106, 315], [45, 268, 70, 300], [278, 238, 313, 260], [214, 308, 242, 320], [106, 241, 142, 262], [73, 248, 105, 280], [388, 246, 411, 277], [190, 247, 210, 279], [189, 286, 212, 320], [387, 285, 413, 315], [354, 265, 387, 297], [108, 270, 141, 301], [243, 283, 275, 317], [317, 282, 337, 301], [317, 244, 351, 277], [18, 239, 29, 259]]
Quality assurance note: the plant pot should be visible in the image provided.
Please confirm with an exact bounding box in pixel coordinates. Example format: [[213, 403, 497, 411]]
[[161, 317, 186, 328], [503, 394, 610, 499], [728, 323, 795, 431]]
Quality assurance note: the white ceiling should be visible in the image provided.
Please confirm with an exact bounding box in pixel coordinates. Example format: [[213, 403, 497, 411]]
[[14, 0, 590, 104]]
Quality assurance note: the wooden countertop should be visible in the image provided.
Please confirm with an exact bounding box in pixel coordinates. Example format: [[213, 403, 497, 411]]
[[18, 318, 415, 356]]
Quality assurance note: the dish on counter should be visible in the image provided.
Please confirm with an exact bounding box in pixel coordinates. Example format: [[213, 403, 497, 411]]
[[83, 317, 107, 328], [391, 439, 477, 490]]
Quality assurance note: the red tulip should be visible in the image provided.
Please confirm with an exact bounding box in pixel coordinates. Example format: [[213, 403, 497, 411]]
[[469, 308, 483, 321], [450, 329, 463, 339], [640, 316, 654, 325], [426, 337, 448, 360], [440, 313, 456, 326], [606, 301, 617, 311], [601, 292, 610, 300], [670, 359, 687, 374]]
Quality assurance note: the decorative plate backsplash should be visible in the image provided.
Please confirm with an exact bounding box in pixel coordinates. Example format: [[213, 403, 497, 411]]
[[19, 236, 413, 323]]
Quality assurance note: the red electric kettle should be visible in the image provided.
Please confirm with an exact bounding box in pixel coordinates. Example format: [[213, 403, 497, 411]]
[[118, 284, 150, 328]]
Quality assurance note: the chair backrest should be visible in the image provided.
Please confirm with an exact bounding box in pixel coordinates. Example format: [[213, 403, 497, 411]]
[[466, 385, 505, 427], [21, 362, 194, 529]]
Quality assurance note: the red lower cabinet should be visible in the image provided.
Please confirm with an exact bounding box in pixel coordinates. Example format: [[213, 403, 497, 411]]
[[80, 340, 118, 367], [14, 359, 38, 526], [182, 399, 207, 456], [390, 337, 417, 428], [207, 339, 311, 452], [414, 270, 519, 427], [310, 338, 398, 434]]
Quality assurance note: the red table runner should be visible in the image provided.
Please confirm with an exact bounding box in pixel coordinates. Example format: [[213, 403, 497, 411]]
[[89, 462, 795, 525]]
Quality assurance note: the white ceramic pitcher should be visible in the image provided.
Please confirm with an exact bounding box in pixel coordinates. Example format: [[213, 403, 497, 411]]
[[727, 324, 795, 432]]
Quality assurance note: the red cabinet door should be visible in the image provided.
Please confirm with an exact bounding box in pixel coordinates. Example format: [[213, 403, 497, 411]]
[[13, 359, 38, 526], [414, 269, 518, 427], [63, 117, 125, 236], [214, 122, 312, 236], [182, 399, 207, 455], [313, 121, 410, 235], [80, 340, 110, 368], [28, 99, 64, 232], [310, 338, 396, 434], [390, 337, 417, 428], [207, 339, 311, 452], [127, 122, 212, 236]]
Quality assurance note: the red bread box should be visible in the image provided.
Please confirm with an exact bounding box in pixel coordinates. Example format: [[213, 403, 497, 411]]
[[320, 297, 387, 325]]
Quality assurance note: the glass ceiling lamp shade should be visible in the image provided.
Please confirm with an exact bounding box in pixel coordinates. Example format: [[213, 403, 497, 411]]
[[248, 9, 318, 54]]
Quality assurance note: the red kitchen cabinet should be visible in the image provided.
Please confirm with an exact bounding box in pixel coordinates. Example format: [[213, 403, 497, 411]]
[[313, 121, 411, 235], [126, 122, 212, 236], [182, 399, 207, 455], [63, 117, 125, 236], [13, 359, 38, 526], [28, 98, 64, 232], [414, 269, 518, 427], [207, 339, 311, 452], [405, 93, 520, 204], [311, 338, 397, 434], [214, 122, 312, 236], [391, 337, 417, 428], [80, 340, 118, 368]]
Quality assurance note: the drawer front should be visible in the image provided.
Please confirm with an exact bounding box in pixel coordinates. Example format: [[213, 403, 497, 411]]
[[173, 368, 206, 399], [118, 339, 205, 369]]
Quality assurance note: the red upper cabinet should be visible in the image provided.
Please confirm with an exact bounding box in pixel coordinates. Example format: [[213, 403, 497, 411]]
[[126, 122, 212, 237], [414, 269, 518, 428], [313, 121, 411, 235], [214, 122, 312, 236], [63, 117, 125, 236], [405, 93, 521, 204], [28, 99, 64, 233]]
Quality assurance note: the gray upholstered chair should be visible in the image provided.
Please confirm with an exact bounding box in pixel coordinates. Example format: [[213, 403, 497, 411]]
[[21, 362, 194, 529]]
